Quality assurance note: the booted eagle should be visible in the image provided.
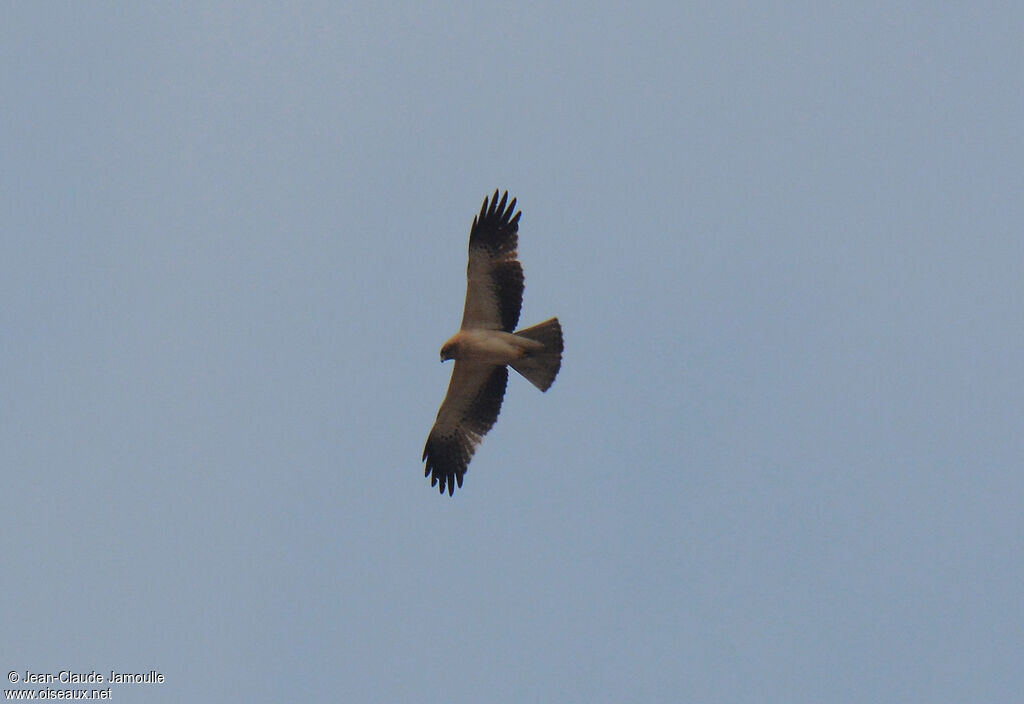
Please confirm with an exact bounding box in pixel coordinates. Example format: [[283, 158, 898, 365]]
[[423, 190, 563, 495]]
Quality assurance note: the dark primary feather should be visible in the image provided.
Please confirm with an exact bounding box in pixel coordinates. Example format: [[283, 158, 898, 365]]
[[469, 189, 524, 332], [469, 189, 520, 257], [422, 365, 509, 496]]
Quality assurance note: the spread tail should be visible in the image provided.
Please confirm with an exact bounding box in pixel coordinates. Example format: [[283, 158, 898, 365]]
[[510, 317, 563, 391]]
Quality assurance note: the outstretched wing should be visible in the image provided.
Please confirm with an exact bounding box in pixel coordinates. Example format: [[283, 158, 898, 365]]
[[423, 362, 509, 495], [460, 190, 524, 332]]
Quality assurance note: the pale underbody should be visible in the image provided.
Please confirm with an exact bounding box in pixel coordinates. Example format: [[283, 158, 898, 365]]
[[441, 328, 543, 365]]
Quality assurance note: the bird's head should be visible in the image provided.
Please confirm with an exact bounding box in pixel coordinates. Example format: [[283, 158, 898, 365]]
[[440, 340, 456, 362]]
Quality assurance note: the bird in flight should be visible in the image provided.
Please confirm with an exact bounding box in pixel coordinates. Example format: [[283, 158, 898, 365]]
[[423, 190, 563, 495]]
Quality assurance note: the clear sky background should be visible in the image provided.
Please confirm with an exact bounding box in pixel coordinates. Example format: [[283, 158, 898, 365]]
[[2, 2, 1021, 702]]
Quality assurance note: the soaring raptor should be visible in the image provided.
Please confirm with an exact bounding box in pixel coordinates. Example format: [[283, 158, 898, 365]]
[[423, 190, 563, 495]]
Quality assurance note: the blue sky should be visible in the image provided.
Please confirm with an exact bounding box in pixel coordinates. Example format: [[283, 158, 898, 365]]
[[2, 2, 1021, 702]]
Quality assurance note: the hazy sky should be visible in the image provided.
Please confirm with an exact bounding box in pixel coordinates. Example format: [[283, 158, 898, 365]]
[[3, 2, 1022, 702]]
